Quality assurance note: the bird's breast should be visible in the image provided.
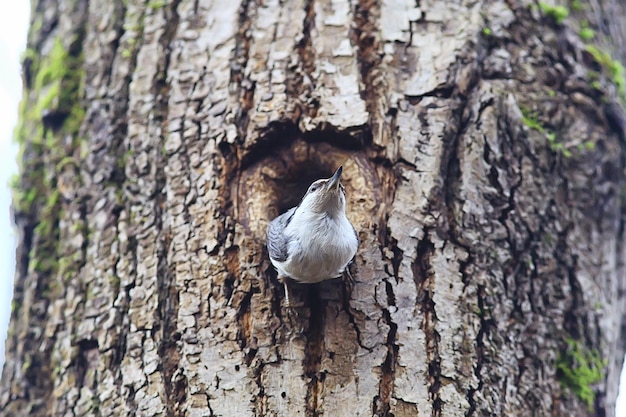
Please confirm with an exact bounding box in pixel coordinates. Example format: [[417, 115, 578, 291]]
[[281, 213, 358, 283]]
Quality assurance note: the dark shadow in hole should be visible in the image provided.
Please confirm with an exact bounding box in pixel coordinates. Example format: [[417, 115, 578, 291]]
[[273, 162, 337, 214], [242, 121, 369, 169], [241, 121, 299, 169], [302, 126, 369, 150]]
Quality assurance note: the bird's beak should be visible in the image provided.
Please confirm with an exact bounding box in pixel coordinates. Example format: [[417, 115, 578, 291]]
[[326, 166, 343, 191]]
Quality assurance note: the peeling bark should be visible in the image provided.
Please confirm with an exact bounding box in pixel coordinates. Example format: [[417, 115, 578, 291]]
[[2, 0, 626, 416]]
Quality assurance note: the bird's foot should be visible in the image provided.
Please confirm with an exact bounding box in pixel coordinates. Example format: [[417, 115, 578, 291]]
[[281, 277, 292, 308], [341, 265, 357, 308], [279, 276, 304, 317], [279, 276, 301, 307], [343, 265, 356, 287]]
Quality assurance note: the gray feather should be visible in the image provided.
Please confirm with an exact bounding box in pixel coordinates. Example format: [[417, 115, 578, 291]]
[[266, 207, 296, 262]]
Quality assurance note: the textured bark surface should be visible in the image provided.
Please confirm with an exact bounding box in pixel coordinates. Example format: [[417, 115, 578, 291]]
[[2, 0, 626, 416]]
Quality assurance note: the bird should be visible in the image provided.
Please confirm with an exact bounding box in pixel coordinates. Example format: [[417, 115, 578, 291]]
[[266, 166, 359, 307]]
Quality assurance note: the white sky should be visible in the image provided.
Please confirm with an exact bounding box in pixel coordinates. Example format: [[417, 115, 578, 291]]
[[0, 2, 29, 367], [0, 3, 624, 416]]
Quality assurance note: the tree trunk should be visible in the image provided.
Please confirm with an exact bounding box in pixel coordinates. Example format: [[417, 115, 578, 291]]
[[2, 0, 626, 416]]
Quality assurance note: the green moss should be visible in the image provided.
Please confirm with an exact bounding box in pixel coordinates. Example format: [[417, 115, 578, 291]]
[[30, 15, 43, 36], [557, 339, 606, 410], [585, 45, 626, 94], [11, 33, 86, 305], [570, 0, 584, 11], [58, 250, 84, 283], [482, 27, 492, 36], [124, 23, 144, 33], [21, 358, 32, 373], [521, 108, 572, 158], [56, 156, 77, 171], [35, 190, 60, 235], [36, 83, 61, 114], [108, 274, 121, 292], [11, 300, 21, 314], [148, 0, 167, 9], [21, 47, 37, 63], [8, 173, 20, 191], [30, 37, 85, 131], [31, 256, 59, 275], [539, 2, 569, 24], [58, 256, 72, 273], [64, 104, 86, 137], [34, 39, 66, 89], [612, 62, 625, 93], [9, 173, 37, 213], [579, 27, 595, 40], [521, 113, 545, 133], [12, 34, 85, 217]]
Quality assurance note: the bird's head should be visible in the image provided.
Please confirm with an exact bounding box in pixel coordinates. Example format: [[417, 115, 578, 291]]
[[298, 166, 347, 215]]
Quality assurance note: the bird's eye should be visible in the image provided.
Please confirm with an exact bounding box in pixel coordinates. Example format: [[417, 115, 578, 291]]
[[309, 184, 320, 193]]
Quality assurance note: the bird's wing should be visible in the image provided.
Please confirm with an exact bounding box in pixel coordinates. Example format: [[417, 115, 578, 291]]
[[266, 207, 295, 262]]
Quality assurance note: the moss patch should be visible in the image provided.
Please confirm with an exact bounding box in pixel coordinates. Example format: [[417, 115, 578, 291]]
[[570, 0, 584, 12], [11, 33, 85, 300], [521, 108, 571, 157], [585, 45, 625, 95], [148, 0, 168, 9], [539, 2, 569, 24], [556, 338, 606, 410], [579, 27, 595, 41], [521, 107, 596, 158], [12, 35, 84, 214]]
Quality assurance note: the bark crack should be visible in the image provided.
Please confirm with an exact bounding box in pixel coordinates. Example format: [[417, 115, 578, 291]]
[[304, 289, 326, 417], [414, 235, 441, 417], [100, 0, 128, 98], [372, 279, 398, 417], [152, 0, 183, 415], [292, 0, 316, 119], [231, 0, 255, 142], [341, 269, 370, 353], [466, 283, 495, 417], [352, 0, 382, 148], [372, 166, 401, 415]]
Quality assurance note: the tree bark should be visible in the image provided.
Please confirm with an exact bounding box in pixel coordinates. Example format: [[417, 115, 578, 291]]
[[2, 0, 626, 416]]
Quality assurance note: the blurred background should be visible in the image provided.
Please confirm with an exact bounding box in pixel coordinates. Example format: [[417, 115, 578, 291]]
[[0, 2, 623, 415], [0, 2, 28, 366]]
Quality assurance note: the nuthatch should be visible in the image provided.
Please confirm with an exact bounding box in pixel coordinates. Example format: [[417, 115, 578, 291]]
[[267, 166, 359, 306]]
